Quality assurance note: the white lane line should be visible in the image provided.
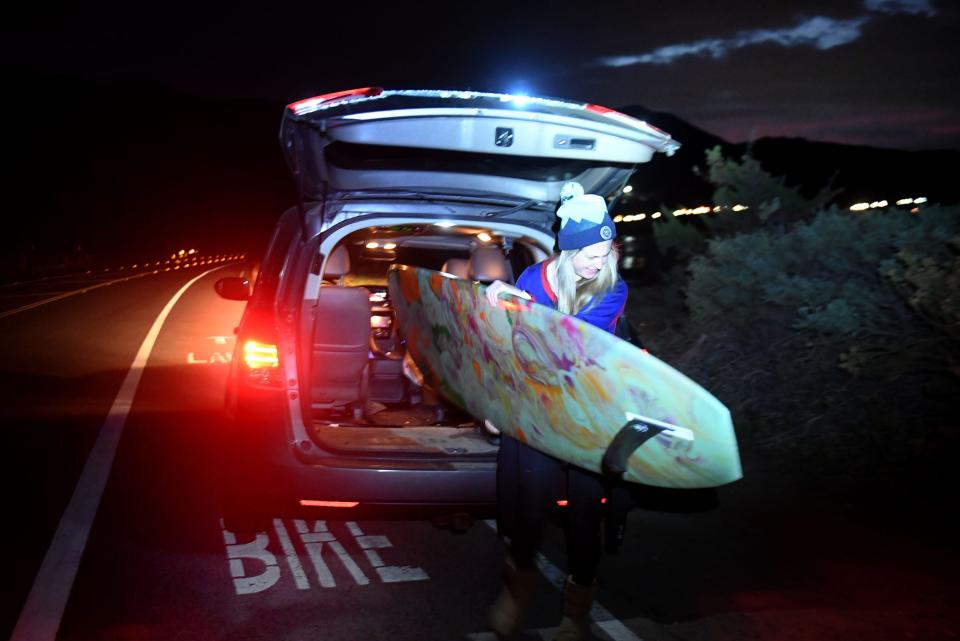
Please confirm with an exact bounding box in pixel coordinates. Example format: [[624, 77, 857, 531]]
[[481, 520, 644, 641], [10, 266, 227, 641], [0, 271, 154, 320]]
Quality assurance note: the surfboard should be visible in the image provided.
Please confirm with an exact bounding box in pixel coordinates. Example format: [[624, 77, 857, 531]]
[[387, 264, 742, 489]]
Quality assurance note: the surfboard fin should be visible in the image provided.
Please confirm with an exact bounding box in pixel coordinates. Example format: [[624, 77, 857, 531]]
[[602, 419, 668, 479], [603, 413, 696, 479]]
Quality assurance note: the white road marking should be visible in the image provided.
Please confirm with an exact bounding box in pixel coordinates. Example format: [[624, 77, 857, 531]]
[[222, 523, 281, 595], [186, 351, 232, 364], [326, 538, 370, 585], [481, 520, 644, 641], [220, 519, 433, 592], [293, 520, 337, 588], [292, 519, 373, 588], [346, 521, 429, 583], [10, 266, 227, 641], [273, 519, 310, 590]]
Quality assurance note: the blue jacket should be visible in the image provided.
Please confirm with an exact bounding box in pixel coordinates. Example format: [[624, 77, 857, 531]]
[[515, 259, 628, 333]]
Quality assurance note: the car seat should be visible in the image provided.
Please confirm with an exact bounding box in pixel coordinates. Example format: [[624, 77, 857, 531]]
[[310, 245, 371, 419], [469, 246, 512, 284], [441, 258, 470, 279]]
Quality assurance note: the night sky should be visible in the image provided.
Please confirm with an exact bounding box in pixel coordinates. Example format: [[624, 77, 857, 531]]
[[5, 0, 958, 151], [3, 1, 959, 267]]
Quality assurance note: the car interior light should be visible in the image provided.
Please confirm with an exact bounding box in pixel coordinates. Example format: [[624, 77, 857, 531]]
[[299, 500, 360, 508]]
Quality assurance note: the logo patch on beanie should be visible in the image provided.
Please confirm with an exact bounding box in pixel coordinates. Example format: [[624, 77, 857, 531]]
[[600, 225, 613, 240]]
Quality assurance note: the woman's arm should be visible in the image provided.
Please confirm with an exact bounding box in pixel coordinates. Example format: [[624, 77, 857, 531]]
[[484, 280, 531, 306]]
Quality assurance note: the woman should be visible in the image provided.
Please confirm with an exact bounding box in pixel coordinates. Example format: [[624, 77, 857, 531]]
[[483, 182, 627, 640]]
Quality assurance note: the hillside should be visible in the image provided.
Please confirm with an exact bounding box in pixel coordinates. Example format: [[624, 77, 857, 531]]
[[618, 105, 960, 209]]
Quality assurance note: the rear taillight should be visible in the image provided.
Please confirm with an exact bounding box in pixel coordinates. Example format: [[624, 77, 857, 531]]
[[586, 102, 670, 136], [237, 308, 283, 388], [243, 339, 279, 369]]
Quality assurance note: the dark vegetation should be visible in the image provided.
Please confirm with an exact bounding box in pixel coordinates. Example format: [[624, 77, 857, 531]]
[[626, 147, 959, 484]]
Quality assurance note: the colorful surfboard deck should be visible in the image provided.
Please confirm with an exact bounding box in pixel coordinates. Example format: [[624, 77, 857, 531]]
[[387, 264, 742, 489]]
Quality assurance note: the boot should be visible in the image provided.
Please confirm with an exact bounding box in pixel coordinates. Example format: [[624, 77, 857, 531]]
[[488, 560, 538, 638], [554, 576, 597, 641]]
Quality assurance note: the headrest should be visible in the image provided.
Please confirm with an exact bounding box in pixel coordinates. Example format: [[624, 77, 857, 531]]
[[441, 258, 470, 279], [470, 246, 510, 283], [324, 245, 351, 278]]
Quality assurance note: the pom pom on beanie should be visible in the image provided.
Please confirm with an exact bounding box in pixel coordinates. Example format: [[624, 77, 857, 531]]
[[556, 182, 617, 250]]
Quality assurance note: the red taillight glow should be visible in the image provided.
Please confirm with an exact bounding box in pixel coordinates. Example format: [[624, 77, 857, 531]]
[[299, 500, 360, 508], [556, 498, 607, 507], [243, 340, 279, 369], [288, 87, 383, 115], [586, 103, 670, 137], [585, 103, 617, 116], [236, 307, 283, 387]]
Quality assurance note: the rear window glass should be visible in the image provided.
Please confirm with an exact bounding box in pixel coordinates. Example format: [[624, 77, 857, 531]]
[[324, 142, 630, 181]]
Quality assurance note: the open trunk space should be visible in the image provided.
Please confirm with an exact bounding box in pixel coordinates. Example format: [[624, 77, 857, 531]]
[[311, 402, 499, 456]]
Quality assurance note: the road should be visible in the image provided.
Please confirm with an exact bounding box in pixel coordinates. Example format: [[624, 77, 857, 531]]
[[1, 259, 957, 640]]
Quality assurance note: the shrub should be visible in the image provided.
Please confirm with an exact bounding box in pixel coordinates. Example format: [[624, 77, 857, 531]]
[[654, 148, 959, 480]]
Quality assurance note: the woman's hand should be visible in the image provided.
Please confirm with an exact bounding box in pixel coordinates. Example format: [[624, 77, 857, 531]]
[[484, 280, 530, 306]]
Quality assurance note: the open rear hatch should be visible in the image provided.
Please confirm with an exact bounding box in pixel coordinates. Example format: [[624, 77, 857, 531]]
[[280, 87, 680, 220]]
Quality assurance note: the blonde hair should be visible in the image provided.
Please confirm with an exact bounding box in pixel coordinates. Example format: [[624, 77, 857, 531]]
[[554, 244, 621, 315]]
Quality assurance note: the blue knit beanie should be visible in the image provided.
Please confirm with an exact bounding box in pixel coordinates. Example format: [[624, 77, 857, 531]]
[[556, 182, 617, 251]]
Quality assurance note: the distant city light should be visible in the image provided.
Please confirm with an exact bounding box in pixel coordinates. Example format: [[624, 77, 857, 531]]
[[651, 212, 662, 219], [896, 198, 914, 205], [732, 205, 749, 212], [914, 196, 927, 204], [850, 203, 870, 211], [622, 185, 633, 194]]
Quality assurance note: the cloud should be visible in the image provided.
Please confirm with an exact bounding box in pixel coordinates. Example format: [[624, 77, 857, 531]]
[[600, 0, 937, 68], [600, 16, 869, 67], [864, 0, 937, 16]]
